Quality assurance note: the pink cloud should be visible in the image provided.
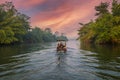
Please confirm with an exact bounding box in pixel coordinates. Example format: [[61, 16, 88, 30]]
[[0, 0, 45, 9], [30, 0, 100, 38], [0, 0, 118, 38], [16, 0, 45, 9]]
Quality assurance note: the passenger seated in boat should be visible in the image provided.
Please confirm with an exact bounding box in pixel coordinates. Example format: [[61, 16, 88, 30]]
[[62, 42, 66, 50], [57, 41, 67, 52], [57, 41, 64, 47]]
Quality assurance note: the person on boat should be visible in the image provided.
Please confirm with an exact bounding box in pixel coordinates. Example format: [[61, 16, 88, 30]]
[[59, 41, 64, 47], [62, 42, 67, 52], [57, 41, 63, 49], [57, 41, 67, 52]]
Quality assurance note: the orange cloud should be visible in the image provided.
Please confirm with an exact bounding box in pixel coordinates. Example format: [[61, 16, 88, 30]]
[[31, 0, 100, 38], [0, 0, 116, 38]]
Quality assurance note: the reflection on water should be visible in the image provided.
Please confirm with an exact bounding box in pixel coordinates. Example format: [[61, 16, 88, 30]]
[[80, 43, 120, 63], [80, 42, 120, 80], [0, 41, 120, 80]]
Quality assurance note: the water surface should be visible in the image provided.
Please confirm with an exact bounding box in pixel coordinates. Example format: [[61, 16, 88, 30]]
[[0, 41, 120, 80]]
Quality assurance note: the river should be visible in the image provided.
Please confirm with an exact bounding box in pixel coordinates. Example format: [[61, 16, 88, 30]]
[[0, 40, 120, 80]]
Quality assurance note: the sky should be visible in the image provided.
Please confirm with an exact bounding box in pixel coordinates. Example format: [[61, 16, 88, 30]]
[[0, 0, 119, 38]]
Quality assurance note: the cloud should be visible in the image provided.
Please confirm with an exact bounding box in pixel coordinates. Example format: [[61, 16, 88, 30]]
[[0, 0, 117, 38], [31, 0, 99, 37]]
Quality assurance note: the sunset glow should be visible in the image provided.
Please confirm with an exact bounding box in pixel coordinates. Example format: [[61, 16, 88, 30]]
[[0, 0, 117, 38]]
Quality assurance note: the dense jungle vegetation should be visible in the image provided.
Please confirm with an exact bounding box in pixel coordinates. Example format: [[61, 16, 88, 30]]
[[78, 0, 120, 45], [0, 2, 67, 45]]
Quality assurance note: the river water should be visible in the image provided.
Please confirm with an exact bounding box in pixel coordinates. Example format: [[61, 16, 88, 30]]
[[0, 40, 120, 80]]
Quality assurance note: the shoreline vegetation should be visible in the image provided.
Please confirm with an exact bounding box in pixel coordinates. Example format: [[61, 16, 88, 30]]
[[0, 2, 68, 46], [78, 0, 120, 45]]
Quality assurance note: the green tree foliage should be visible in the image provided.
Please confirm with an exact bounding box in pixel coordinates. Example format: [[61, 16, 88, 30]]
[[112, 0, 120, 16], [78, 0, 120, 44], [42, 28, 56, 42], [24, 27, 57, 43], [0, 2, 30, 44], [0, 2, 67, 45], [24, 27, 43, 43], [95, 2, 109, 16]]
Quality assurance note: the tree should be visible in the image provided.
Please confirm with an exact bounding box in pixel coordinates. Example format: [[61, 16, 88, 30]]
[[0, 2, 30, 44], [95, 2, 109, 16], [42, 28, 56, 42], [0, 1, 66, 44], [78, 1, 120, 44], [112, 0, 120, 16]]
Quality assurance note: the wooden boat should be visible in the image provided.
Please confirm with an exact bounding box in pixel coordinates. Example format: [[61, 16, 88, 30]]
[[57, 45, 67, 53], [56, 35, 68, 53], [56, 41, 67, 53]]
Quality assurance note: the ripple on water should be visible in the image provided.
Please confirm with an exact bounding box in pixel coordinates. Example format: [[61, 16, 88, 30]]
[[0, 41, 120, 80]]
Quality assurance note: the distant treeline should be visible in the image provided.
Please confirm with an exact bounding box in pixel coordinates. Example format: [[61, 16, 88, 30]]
[[23, 27, 57, 43], [78, 0, 120, 45], [0, 2, 68, 45]]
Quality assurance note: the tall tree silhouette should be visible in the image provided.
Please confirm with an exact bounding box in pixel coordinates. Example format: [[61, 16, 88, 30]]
[[95, 2, 109, 16]]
